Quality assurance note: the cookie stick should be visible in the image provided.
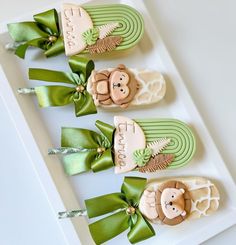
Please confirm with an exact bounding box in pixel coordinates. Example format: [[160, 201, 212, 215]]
[[48, 116, 196, 175], [58, 176, 220, 244], [18, 57, 166, 117], [6, 3, 144, 58]]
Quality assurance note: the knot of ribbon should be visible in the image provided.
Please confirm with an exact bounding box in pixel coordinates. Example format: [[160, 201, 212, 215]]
[[29, 55, 97, 117], [85, 177, 155, 244], [62, 120, 115, 174], [7, 9, 64, 58]]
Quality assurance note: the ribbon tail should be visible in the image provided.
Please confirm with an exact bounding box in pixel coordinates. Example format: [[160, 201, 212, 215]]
[[73, 91, 97, 117], [44, 36, 65, 57], [34, 85, 74, 107], [15, 37, 46, 59], [89, 211, 130, 245], [128, 210, 155, 244], [63, 151, 98, 175], [91, 149, 114, 172]]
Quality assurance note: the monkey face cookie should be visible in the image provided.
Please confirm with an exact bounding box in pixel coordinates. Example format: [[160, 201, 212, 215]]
[[59, 176, 220, 244], [89, 64, 139, 108], [18, 57, 166, 117]]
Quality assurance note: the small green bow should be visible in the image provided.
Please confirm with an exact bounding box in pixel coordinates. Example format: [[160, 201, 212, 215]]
[[28, 55, 97, 117], [85, 177, 155, 244], [7, 9, 64, 58], [61, 120, 115, 174]]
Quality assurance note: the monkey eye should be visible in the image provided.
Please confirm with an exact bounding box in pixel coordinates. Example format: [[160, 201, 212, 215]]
[[120, 89, 124, 92], [172, 195, 174, 198], [173, 208, 175, 210], [120, 77, 123, 80]]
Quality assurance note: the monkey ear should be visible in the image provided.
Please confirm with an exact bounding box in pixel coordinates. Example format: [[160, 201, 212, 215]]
[[181, 210, 186, 216], [180, 188, 185, 194], [118, 64, 126, 70]]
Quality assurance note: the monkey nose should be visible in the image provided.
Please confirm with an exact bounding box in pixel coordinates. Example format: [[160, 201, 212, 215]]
[[169, 202, 173, 206]]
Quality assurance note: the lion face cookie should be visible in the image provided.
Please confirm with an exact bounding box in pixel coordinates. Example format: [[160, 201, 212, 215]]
[[160, 187, 186, 219], [59, 176, 220, 244], [140, 180, 192, 226]]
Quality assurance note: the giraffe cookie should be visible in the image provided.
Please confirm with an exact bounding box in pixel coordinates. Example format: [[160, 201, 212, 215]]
[[139, 177, 220, 225], [58, 176, 220, 244], [18, 57, 166, 117]]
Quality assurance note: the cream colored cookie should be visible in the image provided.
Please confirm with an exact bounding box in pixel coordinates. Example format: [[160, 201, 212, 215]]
[[87, 67, 166, 108], [139, 177, 220, 224]]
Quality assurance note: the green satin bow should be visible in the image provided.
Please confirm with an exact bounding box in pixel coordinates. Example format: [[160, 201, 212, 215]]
[[85, 177, 155, 244], [29, 55, 97, 117], [7, 9, 64, 58], [61, 120, 114, 174]]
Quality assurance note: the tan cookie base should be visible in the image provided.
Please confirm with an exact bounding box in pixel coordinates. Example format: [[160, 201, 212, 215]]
[[139, 177, 220, 224], [87, 68, 166, 108]]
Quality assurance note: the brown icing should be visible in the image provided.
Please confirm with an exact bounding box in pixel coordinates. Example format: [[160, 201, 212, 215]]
[[156, 181, 191, 226], [91, 64, 139, 107]]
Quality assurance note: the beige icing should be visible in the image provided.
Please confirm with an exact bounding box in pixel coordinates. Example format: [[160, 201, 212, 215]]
[[161, 188, 186, 219], [139, 177, 220, 224], [61, 4, 93, 56], [87, 68, 166, 108], [114, 116, 146, 174], [109, 70, 130, 103]]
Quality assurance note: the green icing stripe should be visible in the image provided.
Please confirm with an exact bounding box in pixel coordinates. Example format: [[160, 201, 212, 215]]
[[134, 119, 196, 169], [83, 4, 144, 51]]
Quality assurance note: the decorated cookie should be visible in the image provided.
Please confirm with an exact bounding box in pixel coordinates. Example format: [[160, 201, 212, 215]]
[[48, 116, 196, 175], [58, 176, 220, 244], [7, 4, 144, 58], [18, 56, 166, 117]]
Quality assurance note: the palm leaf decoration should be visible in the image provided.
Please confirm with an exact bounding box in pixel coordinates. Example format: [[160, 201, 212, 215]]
[[147, 138, 171, 157], [87, 36, 123, 54], [138, 154, 174, 173]]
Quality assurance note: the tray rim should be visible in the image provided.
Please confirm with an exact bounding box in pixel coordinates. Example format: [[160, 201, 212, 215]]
[[0, 0, 236, 244]]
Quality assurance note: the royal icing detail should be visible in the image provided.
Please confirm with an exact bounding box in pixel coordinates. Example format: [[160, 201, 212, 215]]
[[61, 4, 122, 56], [87, 68, 166, 108], [89, 64, 139, 108], [139, 177, 220, 225], [114, 116, 146, 174], [113, 116, 173, 173], [160, 188, 186, 219], [61, 4, 93, 56]]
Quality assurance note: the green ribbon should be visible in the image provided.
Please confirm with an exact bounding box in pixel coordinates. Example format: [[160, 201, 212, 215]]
[[7, 9, 64, 58], [85, 177, 155, 244], [62, 120, 115, 174], [29, 55, 97, 117]]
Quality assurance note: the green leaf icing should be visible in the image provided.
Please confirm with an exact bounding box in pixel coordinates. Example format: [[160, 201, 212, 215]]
[[133, 148, 152, 166], [82, 27, 99, 45]]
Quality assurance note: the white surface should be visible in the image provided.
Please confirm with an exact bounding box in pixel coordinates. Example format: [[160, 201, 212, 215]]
[[0, 1, 236, 245]]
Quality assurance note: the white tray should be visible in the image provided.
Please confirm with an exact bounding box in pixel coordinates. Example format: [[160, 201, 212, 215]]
[[0, 0, 236, 244]]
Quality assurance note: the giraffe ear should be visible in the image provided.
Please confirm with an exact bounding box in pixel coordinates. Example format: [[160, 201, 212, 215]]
[[181, 210, 186, 216]]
